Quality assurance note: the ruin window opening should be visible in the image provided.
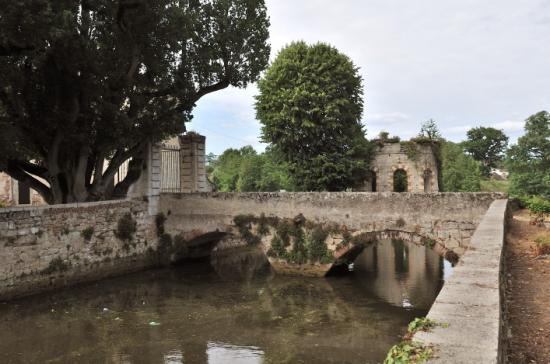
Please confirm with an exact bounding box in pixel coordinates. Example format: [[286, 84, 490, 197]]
[[370, 171, 377, 192], [393, 169, 408, 192]]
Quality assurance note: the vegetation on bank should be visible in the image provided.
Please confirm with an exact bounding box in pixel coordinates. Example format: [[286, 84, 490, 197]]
[[383, 317, 443, 364], [233, 213, 335, 264]]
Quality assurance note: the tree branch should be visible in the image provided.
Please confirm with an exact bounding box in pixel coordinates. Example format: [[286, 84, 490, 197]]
[[8, 160, 48, 179], [101, 140, 147, 187], [5, 160, 53, 204]]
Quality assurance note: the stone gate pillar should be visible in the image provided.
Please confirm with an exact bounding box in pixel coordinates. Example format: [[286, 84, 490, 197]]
[[179, 133, 210, 192], [127, 142, 161, 215]]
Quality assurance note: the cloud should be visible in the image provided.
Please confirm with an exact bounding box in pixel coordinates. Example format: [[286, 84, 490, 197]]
[[190, 0, 550, 153], [366, 112, 411, 124], [490, 120, 525, 132]]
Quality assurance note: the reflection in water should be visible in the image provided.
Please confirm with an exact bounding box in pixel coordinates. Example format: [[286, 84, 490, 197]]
[[0, 240, 451, 364], [354, 240, 451, 310], [207, 342, 263, 364]]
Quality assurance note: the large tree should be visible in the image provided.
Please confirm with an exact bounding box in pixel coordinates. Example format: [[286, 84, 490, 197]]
[[0, 0, 270, 204], [255, 41, 371, 191], [440, 141, 482, 192], [507, 111, 550, 198], [463, 126, 509, 176]]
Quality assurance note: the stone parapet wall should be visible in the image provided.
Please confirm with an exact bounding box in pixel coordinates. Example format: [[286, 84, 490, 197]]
[[160, 192, 506, 256], [414, 199, 509, 363], [0, 200, 157, 301]]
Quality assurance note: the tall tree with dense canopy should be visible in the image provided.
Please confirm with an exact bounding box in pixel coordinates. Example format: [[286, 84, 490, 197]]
[[463, 127, 509, 176], [507, 111, 550, 198], [255, 41, 371, 191], [0, 0, 270, 204], [440, 141, 482, 192]]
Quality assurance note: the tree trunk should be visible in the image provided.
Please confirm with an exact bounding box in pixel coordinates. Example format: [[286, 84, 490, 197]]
[[5, 143, 147, 205]]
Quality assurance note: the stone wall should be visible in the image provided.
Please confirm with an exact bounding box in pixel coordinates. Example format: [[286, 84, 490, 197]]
[[413, 199, 509, 363], [159, 192, 505, 257], [0, 200, 157, 301]]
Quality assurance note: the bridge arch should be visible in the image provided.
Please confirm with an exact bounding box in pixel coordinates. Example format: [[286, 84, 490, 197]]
[[332, 229, 458, 270]]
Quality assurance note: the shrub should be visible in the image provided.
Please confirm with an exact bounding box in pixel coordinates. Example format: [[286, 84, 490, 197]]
[[42, 257, 70, 275], [307, 226, 332, 263], [115, 213, 137, 241], [526, 196, 550, 226], [81, 227, 94, 241]]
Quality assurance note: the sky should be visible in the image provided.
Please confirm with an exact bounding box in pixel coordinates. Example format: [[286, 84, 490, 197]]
[[186, 0, 550, 156]]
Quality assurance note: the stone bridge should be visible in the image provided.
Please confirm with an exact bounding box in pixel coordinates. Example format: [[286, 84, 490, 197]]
[[159, 192, 505, 276]]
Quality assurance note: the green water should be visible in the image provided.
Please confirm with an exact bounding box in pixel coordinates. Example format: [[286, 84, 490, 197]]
[[0, 240, 451, 364]]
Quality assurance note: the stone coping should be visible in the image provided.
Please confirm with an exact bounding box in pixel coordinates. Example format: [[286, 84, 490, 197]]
[[0, 199, 139, 213], [161, 191, 507, 200], [414, 199, 508, 363]]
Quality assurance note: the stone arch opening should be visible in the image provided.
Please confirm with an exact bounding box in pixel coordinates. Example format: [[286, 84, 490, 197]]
[[366, 170, 377, 192], [423, 169, 433, 193], [169, 231, 229, 264], [393, 169, 408, 192]]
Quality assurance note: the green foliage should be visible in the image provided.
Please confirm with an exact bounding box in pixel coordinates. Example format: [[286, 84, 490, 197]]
[[233, 214, 257, 228], [408, 318, 437, 334], [241, 214, 335, 264], [421, 237, 437, 249], [525, 196, 550, 225], [401, 142, 419, 162], [418, 119, 442, 141], [0, 0, 270, 204], [440, 141, 482, 192], [534, 234, 550, 255], [507, 111, 550, 199], [115, 213, 137, 242], [394, 170, 408, 192], [256, 41, 372, 191], [209, 146, 294, 192], [384, 342, 433, 364], [81, 227, 94, 241], [42, 257, 70, 275], [307, 226, 332, 263], [377, 131, 401, 144], [480, 179, 510, 193], [464, 127, 509, 176], [384, 317, 441, 364]]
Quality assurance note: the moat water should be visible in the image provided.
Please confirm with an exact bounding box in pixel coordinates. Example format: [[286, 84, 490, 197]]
[[0, 240, 452, 364]]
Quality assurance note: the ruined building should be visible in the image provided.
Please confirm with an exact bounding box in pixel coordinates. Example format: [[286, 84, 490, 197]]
[[363, 141, 440, 193]]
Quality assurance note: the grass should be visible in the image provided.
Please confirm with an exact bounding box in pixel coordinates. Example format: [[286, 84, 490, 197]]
[[480, 179, 509, 193], [534, 234, 550, 255]]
